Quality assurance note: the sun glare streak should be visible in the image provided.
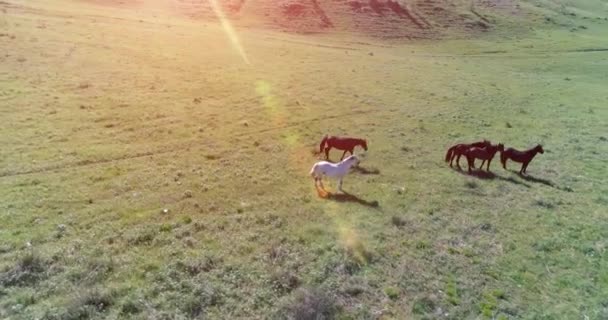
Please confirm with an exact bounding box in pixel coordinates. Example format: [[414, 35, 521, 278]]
[[326, 202, 369, 266], [255, 80, 290, 132], [254, 78, 368, 267], [208, 0, 250, 64]]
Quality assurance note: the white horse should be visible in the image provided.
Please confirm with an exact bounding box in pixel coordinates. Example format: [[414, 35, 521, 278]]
[[310, 155, 360, 192]]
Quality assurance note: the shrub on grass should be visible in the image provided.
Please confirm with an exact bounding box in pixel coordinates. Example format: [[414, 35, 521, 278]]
[[174, 255, 219, 276], [384, 286, 400, 300], [446, 276, 460, 306], [0, 252, 48, 287], [180, 283, 222, 318], [126, 228, 156, 245], [271, 268, 300, 293], [534, 198, 555, 209], [275, 288, 339, 320], [120, 297, 142, 315], [391, 216, 407, 227], [465, 180, 479, 189], [412, 296, 435, 315], [59, 289, 114, 320]]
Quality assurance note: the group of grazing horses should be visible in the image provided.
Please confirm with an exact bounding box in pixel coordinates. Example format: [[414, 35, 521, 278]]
[[445, 140, 544, 174], [310, 134, 544, 196], [310, 135, 367, 194]]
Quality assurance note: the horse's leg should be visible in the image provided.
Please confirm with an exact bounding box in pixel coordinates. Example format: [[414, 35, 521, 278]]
[[523, 161, 529, 174], [479, 159, 485, 169], [349, 149, 358, 166], [338, 178, 343, 192], [486, 158, 492, 171], [325, 147, 331, 160], [456, 154, 462, 168], [340, 150, 348, 161]]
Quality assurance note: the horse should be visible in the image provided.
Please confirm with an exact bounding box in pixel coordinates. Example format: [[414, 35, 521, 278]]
[[465, 143, 504, 173], [319, 135, 368, 161], [310, 154, 360, 194], [445, 140, 491, 168], [501, 144, 544, 174]]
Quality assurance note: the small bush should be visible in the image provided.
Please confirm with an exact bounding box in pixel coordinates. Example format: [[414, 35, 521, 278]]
[[180, 283, 222, 318], [0, 252, 47, 287], [80, 290, 113, 311], [182, 216, 193, 224], [159, 224, 173, 232], [68, 257, 114, 284], [391, 216, 407, 227], [175, 256, 218, 276], [121, 297, 142, 315], [343, 285, 364, 296], [61, 289, 114, 320], [412, 296, 435, 315], [384, 286, 400, 300], [534, 199, 555, 209], [446, 276, 460, 306], [271, 268, 300, 293], [276, 288, 339, 320], [86, 257, 114, 280], [127, 228, 156, 245], [479, 291, 499, 318], [416, 241, 429, 250], [267, 244, 290, 264], [465, 180, 479, 189]]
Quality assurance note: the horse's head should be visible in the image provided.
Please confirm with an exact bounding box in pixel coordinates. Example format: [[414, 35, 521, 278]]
[[361, 139, 368, 151], [497, 143, 505, 152], [536, 144, 544, 154], [345, 155, 360, 166], [483, 139, 492, 147]]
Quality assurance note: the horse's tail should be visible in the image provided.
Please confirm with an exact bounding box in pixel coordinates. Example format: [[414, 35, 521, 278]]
[[445, 146, 455, 162], [319, 135, 329, 153]]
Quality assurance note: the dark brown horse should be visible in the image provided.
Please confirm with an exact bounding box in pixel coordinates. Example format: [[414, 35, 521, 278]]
[[465, 143, 504, 173], [501, 144, 544, 174], [319, 135, 368, 161], [445, 140, 491, 168]]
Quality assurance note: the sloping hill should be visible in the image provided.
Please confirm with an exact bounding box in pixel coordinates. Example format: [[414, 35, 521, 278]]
[[172, 0, 524, 39]]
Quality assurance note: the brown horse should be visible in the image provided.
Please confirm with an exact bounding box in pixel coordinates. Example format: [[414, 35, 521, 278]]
[[465, 143, 504, 173], [501, 144, 544, 174], [445, 140, 491, 168], [319, 135, 368, 161]]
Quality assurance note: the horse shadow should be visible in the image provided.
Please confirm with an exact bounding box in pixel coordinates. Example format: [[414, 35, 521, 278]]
[[511, 171, 556, 188], [352, 165, 380, 175], [326, 191, 380, 208], [451, 167, 532, 188]]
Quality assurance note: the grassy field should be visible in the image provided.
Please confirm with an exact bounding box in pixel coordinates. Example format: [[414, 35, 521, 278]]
[[1, 0, 607, 319]]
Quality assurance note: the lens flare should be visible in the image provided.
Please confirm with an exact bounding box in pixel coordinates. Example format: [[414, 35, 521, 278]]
[[208, 0, 250, 64], [255, 80, 290, 137], [208, 16, 368, 265]]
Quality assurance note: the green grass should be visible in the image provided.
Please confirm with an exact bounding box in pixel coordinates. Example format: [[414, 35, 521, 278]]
[[1, 0, 608, 318]]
